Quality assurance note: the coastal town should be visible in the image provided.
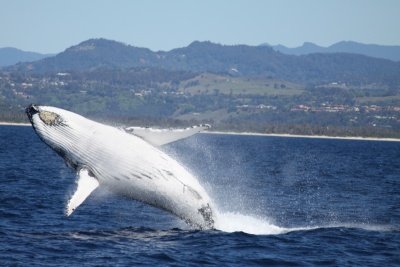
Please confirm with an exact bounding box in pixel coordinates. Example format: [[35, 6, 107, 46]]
[[1, 69, 400, 137]]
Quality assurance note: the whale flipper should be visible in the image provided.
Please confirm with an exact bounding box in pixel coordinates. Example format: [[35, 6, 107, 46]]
[[66, 168, 99, 216], [125, 124, 210, 146]]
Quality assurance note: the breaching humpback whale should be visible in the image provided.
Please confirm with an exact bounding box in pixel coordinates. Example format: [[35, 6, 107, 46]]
[[26, 105, 214, 229]]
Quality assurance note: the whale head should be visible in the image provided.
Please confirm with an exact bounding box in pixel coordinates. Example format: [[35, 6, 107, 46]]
[[26, 104, 95, 168]]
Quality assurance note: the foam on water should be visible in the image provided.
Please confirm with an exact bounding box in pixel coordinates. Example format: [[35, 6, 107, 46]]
[[212, 209, 395, 235], [212, 210, 329, 235], [213, 210, 288, 235]]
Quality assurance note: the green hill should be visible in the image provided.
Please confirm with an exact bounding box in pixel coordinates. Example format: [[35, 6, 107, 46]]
[[1, 39, 400, 138], [7, 39, 400, 87]]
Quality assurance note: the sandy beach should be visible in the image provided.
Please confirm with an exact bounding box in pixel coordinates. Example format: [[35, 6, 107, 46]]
[[204, 131, 400, 142], [0, 122, 31, 126], [1, 121, 399, 142]]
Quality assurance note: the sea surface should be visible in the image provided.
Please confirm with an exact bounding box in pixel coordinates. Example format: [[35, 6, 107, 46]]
[[0, 125, 399, 266]]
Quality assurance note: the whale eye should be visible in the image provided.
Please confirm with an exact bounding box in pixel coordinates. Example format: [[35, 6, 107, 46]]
[[39, 111, 64, 126]]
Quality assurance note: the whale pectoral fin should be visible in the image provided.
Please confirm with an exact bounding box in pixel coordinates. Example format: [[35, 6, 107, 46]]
[[125, 124, 211, 146], [66, 168, 99, 216]]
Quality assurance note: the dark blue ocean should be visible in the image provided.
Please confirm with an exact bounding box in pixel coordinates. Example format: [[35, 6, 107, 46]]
[[1, 125, 399, 266]]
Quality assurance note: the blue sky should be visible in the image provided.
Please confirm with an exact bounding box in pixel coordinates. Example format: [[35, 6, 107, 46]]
[[1, 0, 399, 53]]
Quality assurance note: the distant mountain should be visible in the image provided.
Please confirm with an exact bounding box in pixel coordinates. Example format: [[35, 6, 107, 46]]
[[267, 41, 400, 61], [0, 47, 53, 67], [27, 39, 156, 72], [7, 38, 400, 86]]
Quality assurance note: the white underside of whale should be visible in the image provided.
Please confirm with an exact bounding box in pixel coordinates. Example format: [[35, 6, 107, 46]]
[[28, 106, 214, 229]]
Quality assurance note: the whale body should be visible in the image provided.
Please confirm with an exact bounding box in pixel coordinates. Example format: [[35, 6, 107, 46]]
[[26, 105, 214, 229]]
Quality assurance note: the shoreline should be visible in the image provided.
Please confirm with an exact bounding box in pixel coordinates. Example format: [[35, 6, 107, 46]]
[[0, 122, 31, 126], [1, 121, 399, 142], [204, 131, 400, 142]]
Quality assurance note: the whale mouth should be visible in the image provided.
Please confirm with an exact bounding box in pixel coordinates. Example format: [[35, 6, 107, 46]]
[[26, 104, 66, 127], [26, 104, 39, 120]]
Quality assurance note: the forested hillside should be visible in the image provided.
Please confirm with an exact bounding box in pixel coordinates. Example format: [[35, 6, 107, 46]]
[[1, 39, 400, 138], [8, 39, 400, 86]]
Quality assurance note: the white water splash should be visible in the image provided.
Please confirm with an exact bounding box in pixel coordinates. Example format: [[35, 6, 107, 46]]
[[213, 211, 288, 235], [212, 210, 395, 235], [212, 211, 324, 235]]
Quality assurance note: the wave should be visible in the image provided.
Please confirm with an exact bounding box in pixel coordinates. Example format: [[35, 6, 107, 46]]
[[214, 211, 286, 235], [213, 211, 396, 235]]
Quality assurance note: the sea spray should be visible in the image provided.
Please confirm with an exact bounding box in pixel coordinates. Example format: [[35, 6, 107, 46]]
[[165, 134, 397, 235], [213, 210, 286, 235]]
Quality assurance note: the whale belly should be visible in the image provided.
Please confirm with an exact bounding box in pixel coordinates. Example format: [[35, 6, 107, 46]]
[[87, 132, 214, 228]]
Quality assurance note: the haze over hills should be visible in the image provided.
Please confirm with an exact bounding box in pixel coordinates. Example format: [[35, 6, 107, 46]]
[[5, 38, 400, 87], [265, 41, 400, 62], [0, 47, 53, 67], [3, 40, 399, 70]]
